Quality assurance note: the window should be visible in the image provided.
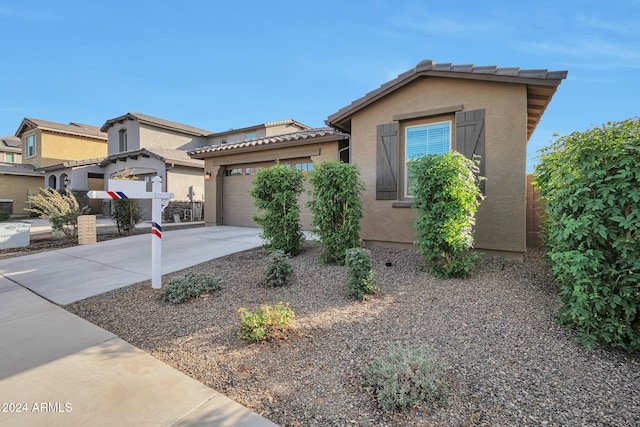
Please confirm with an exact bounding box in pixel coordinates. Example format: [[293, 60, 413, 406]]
[[221, 137, 227, 144], [224, 168, 242, 177], [245, 133, 257, 141], [26, 135, 36, 158], [5, 153, 14, 162], [405, 121, 451, 197], [294, 162, 314, 172], [118, 129, 128, 152]]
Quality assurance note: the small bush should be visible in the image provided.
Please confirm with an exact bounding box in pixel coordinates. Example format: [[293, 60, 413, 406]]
[[264, 249, 293, 287], [238, 302, 294, 342], [345, 248, 376, 299], [161, 272, 222, 304], [365, 344, 448, 412], [0, 210, 9, 221]]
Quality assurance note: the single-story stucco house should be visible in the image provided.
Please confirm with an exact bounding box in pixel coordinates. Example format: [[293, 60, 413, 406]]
[[191, 59, 567, 259]]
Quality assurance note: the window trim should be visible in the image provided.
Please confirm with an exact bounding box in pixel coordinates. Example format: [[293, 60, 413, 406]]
[[403, 120, 452, 199], [118, 128, 128, 152], [25, 134, 36, 158]]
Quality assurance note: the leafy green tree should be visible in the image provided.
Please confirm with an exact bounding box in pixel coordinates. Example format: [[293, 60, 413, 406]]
[[308, 161, 365, 264], [26, 188, 83, 241], [534, 118, 640, 351], [250, 162, 305, 255], [408, 152, 483, 278]]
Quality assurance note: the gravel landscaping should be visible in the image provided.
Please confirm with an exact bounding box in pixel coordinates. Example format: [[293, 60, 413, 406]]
[[65, 243, 640, 426]]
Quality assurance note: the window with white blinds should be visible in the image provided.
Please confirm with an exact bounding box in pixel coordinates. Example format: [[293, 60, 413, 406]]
[[405, 121, 451, 197]]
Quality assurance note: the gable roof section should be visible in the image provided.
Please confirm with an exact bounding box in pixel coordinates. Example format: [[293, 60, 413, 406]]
[[38, 158, 105, 172], [189, 127, 348, 159], [0, 162, 43, 177], [1, 136, 22, 152], [101, 147, 204, 168], [100, 112, 213, 136], [15, 118, 107, 140], [209, 119, 310, 138], [326, 59, 568, 140]]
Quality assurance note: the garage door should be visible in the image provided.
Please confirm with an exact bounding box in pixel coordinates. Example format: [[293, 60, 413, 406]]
[[222, 162, 313, 230]]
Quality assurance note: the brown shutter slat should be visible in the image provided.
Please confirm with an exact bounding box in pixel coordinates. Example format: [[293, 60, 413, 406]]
[[455, 109, 485, 193], [376, 123, 399, 200]]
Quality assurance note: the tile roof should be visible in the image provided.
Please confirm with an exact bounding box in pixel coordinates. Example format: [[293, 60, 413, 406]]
[[101, 147, 204, 169], [38, 158, 105, 172], [326, 59, 568, 139], [100, 112, 213, 136], [0, 162, 43, 177], [189, 127, 348, 158], [15, 118, 107, 139]]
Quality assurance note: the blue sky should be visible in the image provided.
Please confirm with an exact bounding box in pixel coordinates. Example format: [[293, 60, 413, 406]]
[[1, 0, 638, 171]]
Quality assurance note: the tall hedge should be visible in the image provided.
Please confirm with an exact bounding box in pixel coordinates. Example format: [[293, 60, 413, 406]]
[[250, 163, 305, 255], [408, 152, 483, 278], [534, 118, 640, 351], [308, 161, 365, 264]]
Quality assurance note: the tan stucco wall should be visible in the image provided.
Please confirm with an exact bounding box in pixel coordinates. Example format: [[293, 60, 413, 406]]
[[0, 174, 44, 215], [350, 76, 528, 255], [202, 141, 339, 226], [22, 130, 107, 168], [167, 166, 204, 202], [139, 125, 208, 151]]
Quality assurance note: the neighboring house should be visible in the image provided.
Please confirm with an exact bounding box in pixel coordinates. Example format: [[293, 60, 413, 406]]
[[98, 113, 311, 221], [0, 163, 43, 216], [15, 118, 107, 169], [0, 136, 22, 163], [39, 158, 105, 213], [99, 113, 214, 221], [189, 127, 349, 229], [325, 59, 567, 259]]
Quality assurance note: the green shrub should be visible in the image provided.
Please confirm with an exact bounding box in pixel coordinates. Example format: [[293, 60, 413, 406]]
[[365, 344, 448, 412], [534, 118, 640, 351], [238, 302, 295, 342], [345, 248, 376, 299], [0, 209, 9, 221], [408, 152, 483, 278], [26, 188, 83, 241], [264, 249, 293, 287], [250, 162, 305, 255], [308, 161, 365, 264], [161, 272, 222, 304]]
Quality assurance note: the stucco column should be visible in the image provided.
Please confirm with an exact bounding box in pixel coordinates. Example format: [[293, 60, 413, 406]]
[[203, 164, 224, 225]]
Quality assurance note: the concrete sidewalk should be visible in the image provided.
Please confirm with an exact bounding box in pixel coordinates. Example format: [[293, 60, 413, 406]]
[[0, 226, 276, 427]]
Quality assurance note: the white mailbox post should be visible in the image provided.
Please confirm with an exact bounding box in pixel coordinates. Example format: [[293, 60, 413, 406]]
[[88, 176, 174, 289]]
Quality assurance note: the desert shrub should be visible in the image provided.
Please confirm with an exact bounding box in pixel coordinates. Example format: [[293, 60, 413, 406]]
[[238, 302, 294, 342], [264, 249, 293, 287], [26, 188, 83, 241], [250, 162, 305, 255], [534, 118, 640, 351], [161, 272, 222, 304], [365, 344, 448, 412], [308, 161, 365, 264], [0, 209, 9, 221], [408, 152, 483, 278], [345, 247, 376, 299]]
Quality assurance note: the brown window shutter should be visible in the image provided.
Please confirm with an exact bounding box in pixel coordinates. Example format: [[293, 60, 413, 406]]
[[455, 109, 485, 193], [376, 123, 399, 200]]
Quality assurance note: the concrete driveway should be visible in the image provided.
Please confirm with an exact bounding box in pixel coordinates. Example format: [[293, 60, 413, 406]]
[[0, 225, 276, 427], [0, 225, 263, 305]]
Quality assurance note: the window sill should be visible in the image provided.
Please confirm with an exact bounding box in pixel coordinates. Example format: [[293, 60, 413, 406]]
[[392, 201, 413, 208]]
